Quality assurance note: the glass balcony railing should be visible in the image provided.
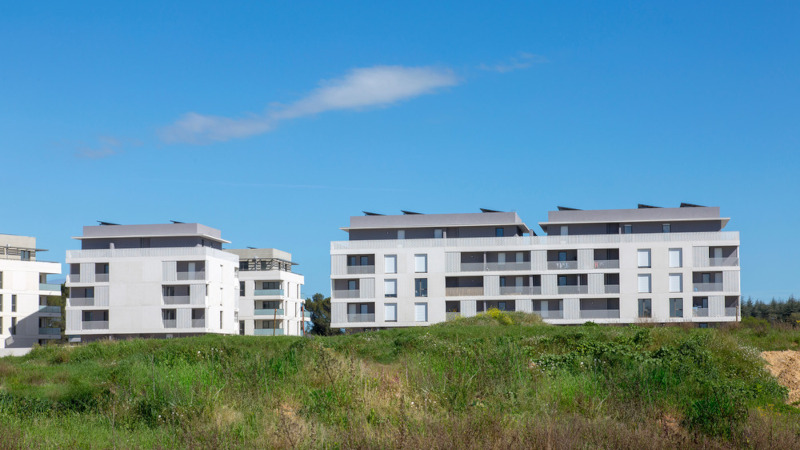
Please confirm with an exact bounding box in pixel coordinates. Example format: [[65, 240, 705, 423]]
[[39, 283, 61, 291], [579, 309, 620, 319], [254, 329, 285, 336], [558, 285, 588, 295], [38, 327, 61, 335], [347, 313, 375, 323], [548, 261, 578, 270], [254, 289, 284, 296], [534, 310, 564, 319], [693, 283, 723, 292], [346, 265, 375, 274], [255, 309, 284, 316], [38, 305, 61, 314]]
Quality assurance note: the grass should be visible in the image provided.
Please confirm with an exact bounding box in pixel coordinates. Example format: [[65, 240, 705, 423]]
[[0, 311, 799, 448]]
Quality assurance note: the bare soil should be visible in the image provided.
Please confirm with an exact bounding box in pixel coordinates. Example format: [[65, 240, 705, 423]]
[[761, 350, 800, 404]]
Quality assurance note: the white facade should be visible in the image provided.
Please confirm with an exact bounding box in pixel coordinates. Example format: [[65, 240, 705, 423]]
[[226, 248, 309, 336], [330, 207, 741, 328], [0, 234, 62, 356], [65, 223, 239, 341]]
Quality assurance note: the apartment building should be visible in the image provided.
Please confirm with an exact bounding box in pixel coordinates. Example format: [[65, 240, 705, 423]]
[[0, 234, 62, 356], [226, 248, 309, 336], [330, 205, 741, 328], [65, 223, 240, 341]]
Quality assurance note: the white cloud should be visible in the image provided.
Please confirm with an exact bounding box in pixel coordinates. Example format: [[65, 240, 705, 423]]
[[75, 136, 125, 159], [478, 52, 548, 73], [160, 65, 458, 144]]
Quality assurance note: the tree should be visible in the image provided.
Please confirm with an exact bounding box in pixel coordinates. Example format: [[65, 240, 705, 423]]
[[305, 293, 342, 336]]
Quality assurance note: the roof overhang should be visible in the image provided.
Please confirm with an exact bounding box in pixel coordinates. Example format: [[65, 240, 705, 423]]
[[72, 233, 231, 244], [539, 217, 731, 229]]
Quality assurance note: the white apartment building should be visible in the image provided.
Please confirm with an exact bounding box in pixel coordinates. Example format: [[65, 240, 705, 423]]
[[330, 205, 741, 329], [65, 223, 240, 341], [226, 248, 310, 336], [0, 234, 62, 356]]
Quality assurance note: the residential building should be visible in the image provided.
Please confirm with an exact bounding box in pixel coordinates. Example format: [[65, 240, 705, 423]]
[[330, 205, 740, 329], [226, 248, 309, 336], [65, 223, 239, 341], [0, 234, 62, 356]]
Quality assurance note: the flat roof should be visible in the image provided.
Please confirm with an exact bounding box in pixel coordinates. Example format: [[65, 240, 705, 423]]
[[343, 211, 531, 233], [224, 248, 296, 264], [73, 223, 230, 243], [539, 206, 729, 229]]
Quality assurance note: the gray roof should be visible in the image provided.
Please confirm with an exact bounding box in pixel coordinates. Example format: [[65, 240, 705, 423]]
[[540, 206, 729, 228], [74, 223, 229, 243], [343, 211, 530, 233], [224, 248, 295, 264]]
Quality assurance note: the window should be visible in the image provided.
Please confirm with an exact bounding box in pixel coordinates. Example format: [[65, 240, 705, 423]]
[[669, 274, 683, 293], [162, 309, 176, 327], [415, 278, 428, 297], [239, 281, 245, 296], [0, 294, 3, 311], [385, 303, 397, 322], [669, 298, 683, 318], [638, 299, 652, 318], [163, 286, 176, 297], [516, 252, 524, 263], [498, 253, 506, 264], [0, 272, 3, 289], [262, 281, 280, 290], [347, 280, 358, 291], [360, 256, 369, 266], [384, 279, 397, 298], [414, 303, 428, 322], [0, 317, 2, 332], [220, 311, 224, 329], [558, 276, 567, 286], [669, 248, 682, 268], [638, 274, 651, 293], [239, 261, 249, 270], [623, 224, 632, 234], [239, 321, 245, 335], [560, 226, 568, 236], [558, 251, 567, 262], [11, 295, 16, 312], [384, 255, 397, 274], [140, 238, 151, 248], [397, 230, 405, 240], [11, 317, 17, 335], [434, 228, 443, 239], [20, 250, 30, 261], [662, 224, 671, 233], [495, 227, 504, 237], [637, 249, 651, 268], [414, 254, 427, 273]]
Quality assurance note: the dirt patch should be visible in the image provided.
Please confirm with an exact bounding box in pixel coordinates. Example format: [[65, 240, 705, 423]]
[[761, 350, 800, 404]]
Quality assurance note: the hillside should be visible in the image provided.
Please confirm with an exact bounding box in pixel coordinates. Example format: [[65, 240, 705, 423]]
[[1, 312, 799, 448]]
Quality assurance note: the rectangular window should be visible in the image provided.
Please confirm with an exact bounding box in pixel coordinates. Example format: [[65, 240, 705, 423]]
[[347, 280, 358, 291], [11, 317, 17, 335], [360, 256, 369, 266], [638, 299, 652, 318], [384, 255, 397, 274], [623, 224, 632, 234], [0, 294, 3, 311], [384, 279, 397, 298], [669, 274, 683, 293], [415, 278, 428, 297], [414, 254, 427, 273], [495, 227, 504, 237], [669, 248, 682, 268], [516, 252, 523, 263], [637, 249, 651, 268], [397, 230, 405, 240], [434, 228, 443, 239], [220, 311, 224, 329], [560, 226, 568, 236], [638, 274, 651, 293], [662, 224, 671, 233], [239, 282, 245, 296], [385, 303, 397, 322], [414, 303, 428, 322], [498, 253, 506, 264], [0, 272, 3, 289], [669, 298, 683, 318], [239, 261, 248, 270], [20, 250, 30, 261], [11, 295, 16, 312]]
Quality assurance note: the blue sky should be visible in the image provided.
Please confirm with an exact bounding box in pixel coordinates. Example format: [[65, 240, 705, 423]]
[[2, 2, 798, 299]]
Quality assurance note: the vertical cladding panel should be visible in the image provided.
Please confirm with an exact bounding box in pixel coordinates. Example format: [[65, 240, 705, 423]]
[[177, 308, 191, 328], [531, 250, 547, 271], [331, 302, 346, 324], [693, 247, 709, 268], [542, 274, 558, 295], [80, 263, 95, 283], [94, 286, 110, 306], [190, 284, 207, 305], [162, 261, 177, 282], [516, 299, 532, 313], [66, 310, 81, 331], [445, 252, 460, 273], [331, 255, 346, 276], [462, 300, 477, 317], [709, 295, 724, 317], [360, 278, 375, 299], [723, 271, 740, 292], [564, 298, 580, 320], [578, 249, 593, 270], [484, 275, 499, 296], [588, 273, 605, 295]]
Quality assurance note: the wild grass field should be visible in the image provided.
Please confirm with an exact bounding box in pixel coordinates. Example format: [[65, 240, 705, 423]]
[[1, 312, 799, 448]]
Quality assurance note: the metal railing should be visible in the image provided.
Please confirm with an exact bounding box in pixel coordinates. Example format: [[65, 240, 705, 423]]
[[548, 261, 578, 270], [70, 298, 95, 307], [445, 286, 484, 296], [725, 307, 738, 317], [460, 262, 486, 272], [446, 312, 461, 321], [594, 260, 620, 269], [693, 283, 723, 292], [558, 285, 588, 295], [255, 309, 284, 316], [38, 305, 61, 314], [82, 321, 109, 330], [162, 320, 177, 329], [94, 273, 110, 282], [485, 262, 531, 271], [254, 289, 284, 296], [579, 309, 620, 319], [163, 295, 191, 305], [347, 313, 375, 323], [177, 271, 205, 281], [39, 283, 61, 291], [191, 319, 206, 328], [534, 310, 564, 319], [38, 327, 61, 335], [709, 257, 739, 267], [254, 328, 285, 336], [604, 285, 620, 294], [346, 265, 375, 274], [67, 246, 239, 262], [333, 290, 360, 299], [499, 286, 541, 295], [693, 307, 709, 317]]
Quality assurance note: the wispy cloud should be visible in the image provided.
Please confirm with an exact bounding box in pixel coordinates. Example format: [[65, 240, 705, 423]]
[[75, 136, 125, 159], [478, 52, 548, 73], [160, 65, 459, 144]]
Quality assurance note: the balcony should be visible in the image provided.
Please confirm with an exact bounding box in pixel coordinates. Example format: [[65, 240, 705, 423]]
[[446, 287, 484, 297], [460, 262, 486, 272], [39, 283, 61, 292], [95, 274, 110, 282], [593, 260, 620, 269], [38, 327, 61, 336], [254, 289, 284, 296], [486, 262, 531, 271], [693, 283, 723, 292], [68, 274, 82, 283], [177, 271, 205, 281], [255, 309, 285, 316], [604, 285, 620, 294], [254, 329, 285, 336], [558, 285, 588, 295], [446, 312, 461, 321], [710, 257, 739, 267], [333, 290, 360, 299], [346, 265, 375, 275], [70, 298, 95, 307], [163, 320, 177, 329], [725, 307, 738, 317], [163, 296, 191, 305], [499, 286, 541, 295], [191, 319, 206, 328], [304, 311, 312, 318], [534, 310, 564, 319], [579, 309, 620, 319], [347, 313, 375, 323], [82, 321, 109, 330], [38, 305, 61, 314], [548, 261, 578, 270], [693, 307, 709, 317]]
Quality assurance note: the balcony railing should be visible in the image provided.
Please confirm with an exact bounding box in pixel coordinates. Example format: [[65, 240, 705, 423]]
[[70, 298, 95, 307], [163, 296, 191, 305], [445, 286, 484, 296], [548, 261, 578, 270], [486, 262, 531, 271], [499, 286, 541, 295], [163, 320, 177, 329], [347, 313, 375, 323], [579, 309, 620, 319], [534, 310, 564, 319], [254, 289, 284, 296], [39, 282, 61, 291], [558, 285, 588, 295], [593, 260, 620, 269], [254, 328, 285, 336], [68, 274, 82, 283], [38, 327, 61, 335], [710, 257, 739, 267], [191, 319, 206, 328], [604, 285, 620, 294], [255, 309, 284, 316], [177, 271, 205, 281], [446, 312, 462, 321], [38, 305, 61, 314], [304, 311, 312, 318], [333, 290, 360, 299], [95, 273, 110, 282], [693, 307, 709, 317], [346, 265, 375, 274], [460, 262, 486, 272], [725, 307, 738, 317], [693, 283, 723, 292], [82, 321, 109, 330]]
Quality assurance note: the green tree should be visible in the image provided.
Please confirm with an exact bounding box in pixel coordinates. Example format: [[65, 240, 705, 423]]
[[305, 293, 341, 336]]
